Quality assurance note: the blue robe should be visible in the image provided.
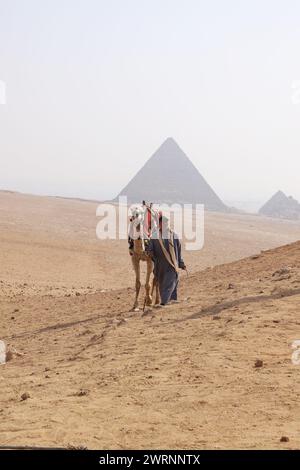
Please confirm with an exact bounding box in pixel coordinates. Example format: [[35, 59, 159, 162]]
[[147, 232, 185, 305]]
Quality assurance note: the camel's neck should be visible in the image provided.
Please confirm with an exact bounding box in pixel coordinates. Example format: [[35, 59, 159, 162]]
[[133, 239, 144, 255]]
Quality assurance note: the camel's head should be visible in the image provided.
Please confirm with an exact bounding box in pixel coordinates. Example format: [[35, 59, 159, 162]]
[[131, 206, 144, 220], [130, 207, 144, 232], [130, 207, 144, 238]]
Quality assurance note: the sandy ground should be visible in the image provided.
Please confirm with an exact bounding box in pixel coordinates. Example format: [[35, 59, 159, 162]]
[[0, 191, 300, 449]]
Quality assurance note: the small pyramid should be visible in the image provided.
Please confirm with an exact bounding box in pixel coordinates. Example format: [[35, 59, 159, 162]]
[[259, 190, 300, 220], [115, 138, 227, 211]]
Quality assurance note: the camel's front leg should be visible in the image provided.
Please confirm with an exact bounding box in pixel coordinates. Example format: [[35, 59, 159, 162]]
[[132, 257, 141, 310], [145, 259, 153, 306]]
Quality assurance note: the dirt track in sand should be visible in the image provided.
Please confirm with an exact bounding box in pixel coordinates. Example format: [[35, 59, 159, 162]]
[[0, 191, 300, 449]]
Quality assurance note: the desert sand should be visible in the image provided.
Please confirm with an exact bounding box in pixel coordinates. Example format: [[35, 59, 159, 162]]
[[0, 190, 300, 449]]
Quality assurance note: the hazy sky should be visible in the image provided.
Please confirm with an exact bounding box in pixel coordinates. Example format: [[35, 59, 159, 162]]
[[1, 0, 300, 206]]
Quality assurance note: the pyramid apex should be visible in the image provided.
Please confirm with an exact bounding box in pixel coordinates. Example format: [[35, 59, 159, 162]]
[[161, 136, 179, 147], [165, 136, 176, 143], [274, 190, 286, 197], [156, 137, 187, 158]]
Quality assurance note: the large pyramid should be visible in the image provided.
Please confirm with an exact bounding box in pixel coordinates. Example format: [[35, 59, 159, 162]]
[[259, 190, 300, 220], [115, 138, 227, 211]]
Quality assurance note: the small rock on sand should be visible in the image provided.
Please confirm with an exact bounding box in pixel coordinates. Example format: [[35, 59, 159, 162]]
[[21, 392, 30, 401], [254, 359, 263, 368], [75, 389, 89, 397]]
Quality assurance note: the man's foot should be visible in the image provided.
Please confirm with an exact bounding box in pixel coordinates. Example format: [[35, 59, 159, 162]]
[[169, 300, 180, 304]]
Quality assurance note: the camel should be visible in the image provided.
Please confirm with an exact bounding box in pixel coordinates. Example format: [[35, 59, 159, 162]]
[[129, 204, 160, 311]]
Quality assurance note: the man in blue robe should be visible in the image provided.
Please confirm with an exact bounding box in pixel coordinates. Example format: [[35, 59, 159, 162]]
[[147, 215, 186, 306]]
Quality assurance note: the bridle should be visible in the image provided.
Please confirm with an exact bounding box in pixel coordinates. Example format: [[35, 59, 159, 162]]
[[129, 201, 160, 252]]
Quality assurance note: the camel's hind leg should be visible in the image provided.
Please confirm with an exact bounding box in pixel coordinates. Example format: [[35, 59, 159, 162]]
[[152, 275, 160, 305], [131, 256, 141, 310], [145, 258, 153, 306]]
